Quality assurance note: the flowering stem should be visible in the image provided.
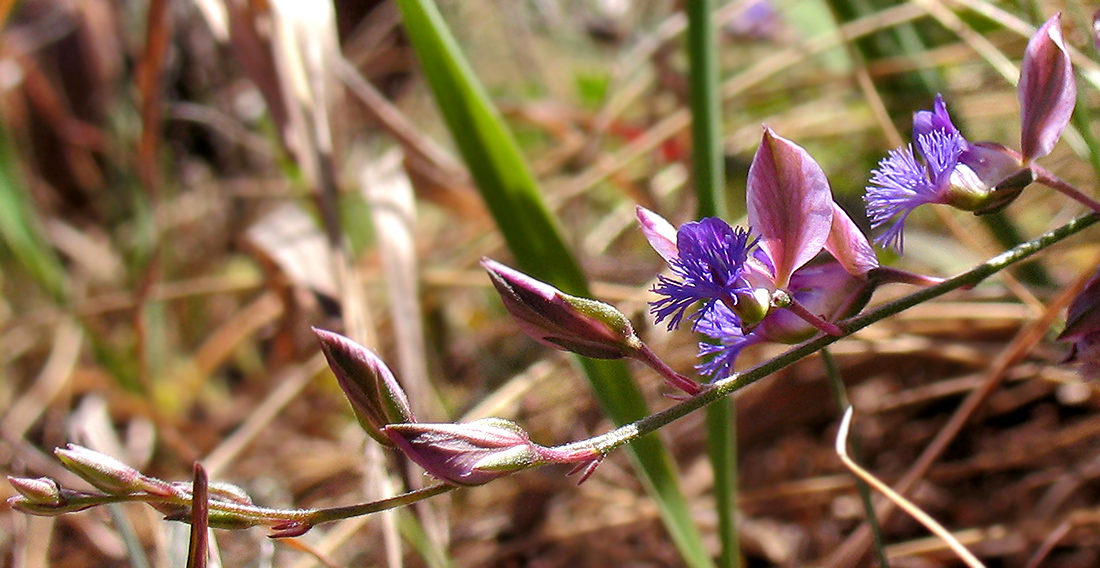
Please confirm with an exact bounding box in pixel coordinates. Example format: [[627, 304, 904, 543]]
[[635, 343, 703, 395], [40, 481, 458, 534], [1032, 165, 1100, 214], [303, 483, 455, 527], [556, 212, 1099, 458]]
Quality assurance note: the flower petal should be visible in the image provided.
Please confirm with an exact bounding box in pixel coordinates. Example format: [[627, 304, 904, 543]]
[[747, 127, 833, 288], [824, 203, 879, 276], [1019, 13, 1075, 163], [636, 206, 679, 263], [912, 94, 959, 141], [694, 304, 758, 379]]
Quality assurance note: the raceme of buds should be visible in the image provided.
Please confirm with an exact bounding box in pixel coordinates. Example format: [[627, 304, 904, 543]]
[[481, 258, 644, 360], [314, 328, 415, 447], [1059, 267, 1100, 380], [385, 418, 540, 486]]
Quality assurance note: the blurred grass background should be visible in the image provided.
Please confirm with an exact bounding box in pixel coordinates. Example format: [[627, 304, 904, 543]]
[[3, 0, 1100, 566]]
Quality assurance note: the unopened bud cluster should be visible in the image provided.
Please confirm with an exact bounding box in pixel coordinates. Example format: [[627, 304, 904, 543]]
[[8, 445, 259, 531]]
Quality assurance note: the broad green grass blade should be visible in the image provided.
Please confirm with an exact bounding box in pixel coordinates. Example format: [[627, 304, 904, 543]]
[[686, 1, 738, 566], [0, 130, 67, 301], [393, 1, 713, 566]]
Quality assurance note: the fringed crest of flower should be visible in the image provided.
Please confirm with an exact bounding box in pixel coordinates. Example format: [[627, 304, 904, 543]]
[[865, 127, 965, 251], [650, 218, 757, 330], [694, 305, 760, 379]]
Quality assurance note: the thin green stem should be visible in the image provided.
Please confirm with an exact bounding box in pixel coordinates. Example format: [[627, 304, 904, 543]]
[[305, 483, 456, 526], [688, 0, 726, 220], [705, 398, 739, 568], [821, 349, 889, 568], [688, 0, 736, 564]]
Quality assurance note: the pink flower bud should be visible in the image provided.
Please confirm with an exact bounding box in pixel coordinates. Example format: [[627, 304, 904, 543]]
[[7, 476, 64, 506], [314, 328, 415, 447], [55, 445, 147, 494], [385, 418, 539, 486], [481, 259, 644, 360]]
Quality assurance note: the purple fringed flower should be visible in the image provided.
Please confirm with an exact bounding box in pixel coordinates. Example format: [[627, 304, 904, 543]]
[[694, 305, 760, 379], [649, 218, 759, 330], [642, 128, 884, 379], [865, 98, 967, 251], [866, 13, 1076, 251]]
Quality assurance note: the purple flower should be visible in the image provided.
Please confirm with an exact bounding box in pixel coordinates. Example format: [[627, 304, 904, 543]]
[[865, 14, 1075, 251], [1058, 267, 1100, 380], [865, 96, 971, 251], [649, 218, 759, 331], [724, 0, 781, 41], [642, 128, 880, 378]]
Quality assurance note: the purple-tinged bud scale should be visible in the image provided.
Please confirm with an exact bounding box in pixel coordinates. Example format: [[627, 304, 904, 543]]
[[55, 445, 148, 495]]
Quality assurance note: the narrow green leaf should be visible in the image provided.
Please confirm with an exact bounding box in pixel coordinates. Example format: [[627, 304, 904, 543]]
[[686, 0, 739, 566], [0, 130, 67, 301], [393, 1, 713, 566]]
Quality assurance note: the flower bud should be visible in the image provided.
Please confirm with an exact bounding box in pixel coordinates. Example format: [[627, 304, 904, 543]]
[[160, 507, 263, 531], [481, 258, 643, 360], [207, 481, 254, 505], [7, 476, 64, 506], [385, 418, 539, 486], [55, 445, 148, 494], [314, 328, 415, 447], [8, 494, 96, 516]]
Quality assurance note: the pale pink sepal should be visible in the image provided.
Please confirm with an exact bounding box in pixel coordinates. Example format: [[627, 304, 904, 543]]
[[1019, 13, 1075, 163], [635, 206, 679, 263], [824, 203, 879, 277], [747, 127, 833, 288]]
